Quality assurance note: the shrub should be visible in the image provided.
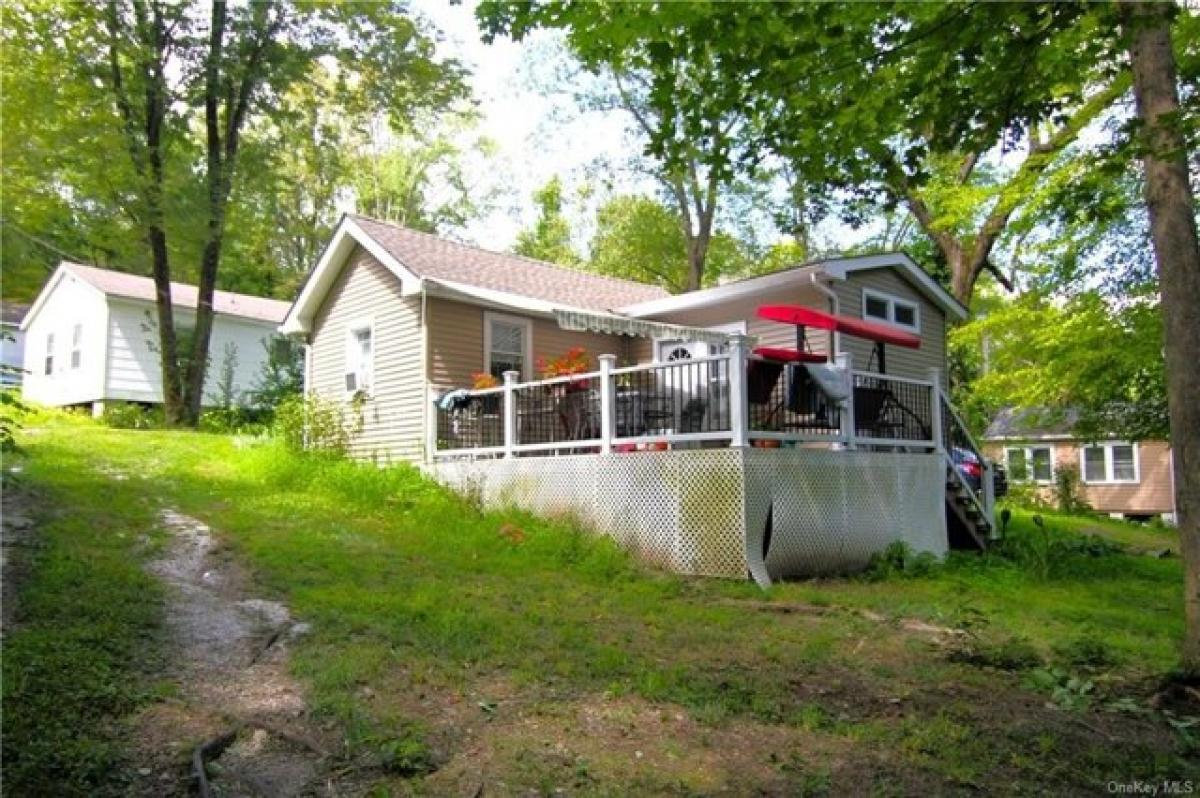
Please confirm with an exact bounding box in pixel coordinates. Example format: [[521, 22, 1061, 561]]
[[199, 406, 272, 435], [101, 402, 161, 430], [0, 389, 29, 452], [863, 541, 940, 581], [272, 394, 349, 455], [1053, 465, 1090, 514], [951, 635, 1044, 671], [1052, 635, 1123, 673]]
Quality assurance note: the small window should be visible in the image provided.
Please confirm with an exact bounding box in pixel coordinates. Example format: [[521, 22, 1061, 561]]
[[344, 323, 373, 394], [1006, 445, 1053, 483], [861, 289, 919, 332], [485, 313, 531, 380], [1083, 446, 1107, 482], [1081, 443, 1139, 484], [70, 324, 82, 369], [44, 332, 54, 375]]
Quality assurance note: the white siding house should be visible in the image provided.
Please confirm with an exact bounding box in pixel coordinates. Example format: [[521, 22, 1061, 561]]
[[1, 302, 29, 388], [21, 262, 290, 412]]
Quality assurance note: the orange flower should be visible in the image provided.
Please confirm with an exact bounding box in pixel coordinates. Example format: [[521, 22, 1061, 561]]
[[471, 372, 500, 390]]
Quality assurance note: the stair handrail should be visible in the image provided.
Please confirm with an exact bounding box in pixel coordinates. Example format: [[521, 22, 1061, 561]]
[[937, 387, 987, 463]]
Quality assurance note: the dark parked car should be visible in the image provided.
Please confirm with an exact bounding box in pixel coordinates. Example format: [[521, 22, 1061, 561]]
[[952, 447, 1008, 498]]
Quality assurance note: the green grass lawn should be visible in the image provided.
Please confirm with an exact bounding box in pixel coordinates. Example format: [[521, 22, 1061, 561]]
[[4, 415, 1195, 795]]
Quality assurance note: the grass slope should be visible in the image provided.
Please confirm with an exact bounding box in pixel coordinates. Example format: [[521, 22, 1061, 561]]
[[5, 416, 1196, 794]]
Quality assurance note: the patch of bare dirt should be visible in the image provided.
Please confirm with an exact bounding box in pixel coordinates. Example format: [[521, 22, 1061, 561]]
[[125, 505, 333, 796], [1, 469, 41, 635]]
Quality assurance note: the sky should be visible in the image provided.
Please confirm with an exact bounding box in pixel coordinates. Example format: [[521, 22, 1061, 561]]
[[410, 0, 652, 250]]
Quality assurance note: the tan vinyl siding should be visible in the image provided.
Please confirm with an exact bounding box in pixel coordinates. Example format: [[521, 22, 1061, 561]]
[[426, 297, 630, 389], [649, 283, 834, 360], [832, 268, 946, 387], [309, 247, 425, 462], [985, 439, 1175, 515]]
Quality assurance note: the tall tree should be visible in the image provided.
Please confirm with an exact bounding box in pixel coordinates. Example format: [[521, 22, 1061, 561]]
[[1119, 0, 1200, 676], [514, 177, 580, 265], [588, 194, 753, 292], [9, 1, 466, 424]]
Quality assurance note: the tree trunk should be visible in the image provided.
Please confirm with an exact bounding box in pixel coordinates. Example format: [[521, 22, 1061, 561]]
[[1121, 0, 1200, 676], [181, 0, 228, 425]]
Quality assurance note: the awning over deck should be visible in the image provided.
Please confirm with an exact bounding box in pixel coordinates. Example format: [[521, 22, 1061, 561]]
[[553, 309, 737, 346]]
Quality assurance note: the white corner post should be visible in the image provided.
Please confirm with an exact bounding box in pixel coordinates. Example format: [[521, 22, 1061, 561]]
[[836, 351, 856, 450], [503, 370, 519, 459], [425, 385, 439, 463], [728, 333, 749, 448], [928, 367, 944, 455], [598, 354, 616, 454]]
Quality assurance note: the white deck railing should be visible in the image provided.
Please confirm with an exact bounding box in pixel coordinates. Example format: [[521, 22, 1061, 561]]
[[429, 335, 953, 461]]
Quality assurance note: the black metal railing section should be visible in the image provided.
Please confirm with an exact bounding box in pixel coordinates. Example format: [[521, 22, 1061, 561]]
[[747, 359, 842, 436], [513, 374, 603, 446], [851, 373, 934, 442], [614, 357, 731, 438], [435, 390, 504, 451]]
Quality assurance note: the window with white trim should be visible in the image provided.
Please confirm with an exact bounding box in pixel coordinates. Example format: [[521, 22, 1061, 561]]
[[1006, 445, 1054, 483], [344, 322, 373, 394], [70, 323, 82, 369], [862, 288, 920, 332], [1081, 442, 1138, 484], [484, 313, 531, 380], [44, 332, 54, 375]]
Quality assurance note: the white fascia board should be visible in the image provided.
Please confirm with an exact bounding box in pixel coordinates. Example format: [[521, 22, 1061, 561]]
[[619, 265, 825, 318], [19, 262, 107, 332], [424, 278, 598, 318], [820, 253, 968, 320], [279, 216, 421, 336]]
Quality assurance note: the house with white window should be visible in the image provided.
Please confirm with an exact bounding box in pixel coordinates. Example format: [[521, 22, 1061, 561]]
[[20, 261, 291, 413], [983, 407, 1177, 523], [1, 302, 29, 388], [280, 214, 1002, 584]]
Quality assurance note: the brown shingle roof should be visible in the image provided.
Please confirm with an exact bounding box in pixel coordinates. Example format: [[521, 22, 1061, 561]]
[[349, 215, 669, 312], [63, 262, 290, 324]]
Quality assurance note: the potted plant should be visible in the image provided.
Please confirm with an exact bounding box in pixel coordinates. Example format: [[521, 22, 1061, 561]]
[[472, 372, 501, 414]]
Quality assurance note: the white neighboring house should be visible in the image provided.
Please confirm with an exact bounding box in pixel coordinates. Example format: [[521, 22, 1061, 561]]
[[20, 261, 290, 413], [1, 302, 29, 388]]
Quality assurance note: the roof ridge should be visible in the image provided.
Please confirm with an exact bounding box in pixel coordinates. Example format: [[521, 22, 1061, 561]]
[[62, 261, 291, 307], [347, 213, 669, 296]]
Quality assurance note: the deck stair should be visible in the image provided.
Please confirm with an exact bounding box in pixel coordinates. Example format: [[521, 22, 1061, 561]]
[[937, 392, 996, 550]]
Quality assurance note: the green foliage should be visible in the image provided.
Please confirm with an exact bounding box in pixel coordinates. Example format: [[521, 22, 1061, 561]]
[[1053, 635, 1124, 674], [101, 402, 163, 430], [951, 291, 1168, 441], [1024, 668, 1096, 712], [0, 389, 29, 452], [249, 337, 304, 410], [950, 633, 1045, 672], [514, 176, 580, 265], [863, 541, 940, 581], [1054, 465, 1090, 515], [1, 446, 165, 794], [272, 394, 349, 455], [198, 406, 272, 436], [587, 194, 755, 292]]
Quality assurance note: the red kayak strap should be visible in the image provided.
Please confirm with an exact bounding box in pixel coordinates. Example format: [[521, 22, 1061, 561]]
[[752, 346, 827, 363]]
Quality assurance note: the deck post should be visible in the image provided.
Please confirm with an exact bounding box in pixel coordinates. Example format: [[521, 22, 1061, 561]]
[[728, 333, 749, 447], [836, 352, 856, 449], [929, 368, 944, 455], [598, 354, 616, 454], [503, 370, 519, 459], [425, 385, 439, 463], [982, 458, 997, 536]]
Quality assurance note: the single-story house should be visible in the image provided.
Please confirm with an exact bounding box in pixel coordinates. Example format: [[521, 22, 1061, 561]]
[[281, 214, 987, 584], [983, 407, 1177, 524], [1, 301, 29, 388], [21, 261, 291, 413]]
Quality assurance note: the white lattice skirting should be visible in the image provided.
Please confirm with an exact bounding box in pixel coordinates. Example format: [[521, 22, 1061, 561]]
[[424, 448, 946, 586]]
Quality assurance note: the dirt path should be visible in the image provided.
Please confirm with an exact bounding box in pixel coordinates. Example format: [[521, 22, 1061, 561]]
[[0, 469, 40, 636], [127, 505, 337, 796]]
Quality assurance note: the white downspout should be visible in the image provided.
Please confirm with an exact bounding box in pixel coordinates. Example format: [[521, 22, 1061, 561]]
[[809, 273, 840, 357]]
